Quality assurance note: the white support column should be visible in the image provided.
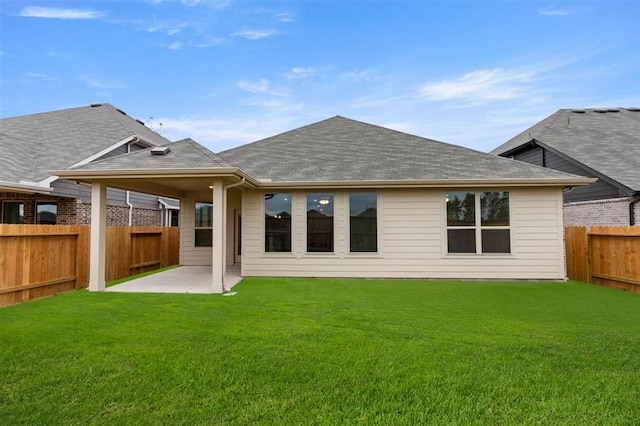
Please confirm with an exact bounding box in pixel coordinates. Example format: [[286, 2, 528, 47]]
[[211, 180, 225, 293], [89, 182, 107, 291]]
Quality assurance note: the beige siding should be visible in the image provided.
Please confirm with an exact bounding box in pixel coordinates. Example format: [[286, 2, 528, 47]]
[[180, 188, 243, 267], [240, 187, 567, 280]]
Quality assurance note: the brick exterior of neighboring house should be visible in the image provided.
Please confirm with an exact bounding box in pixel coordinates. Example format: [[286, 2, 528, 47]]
[[563, 197, 640, 227], [1, 192, 161, 226]]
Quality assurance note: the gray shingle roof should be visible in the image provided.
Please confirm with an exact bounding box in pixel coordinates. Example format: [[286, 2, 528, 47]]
[[68, 138, 233, 171], [219, 116, 582, 183], [0, 103, 172, 183], [490, 108, 640, 191]]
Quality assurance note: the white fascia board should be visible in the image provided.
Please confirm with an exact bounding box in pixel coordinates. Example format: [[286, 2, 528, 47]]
[[158, 197, 180, 209], [0, 180, 53, 194], [255, 177, 597, 190], [66, 135, 137, 169]]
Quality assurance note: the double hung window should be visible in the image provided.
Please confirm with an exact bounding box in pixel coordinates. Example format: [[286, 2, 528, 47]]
[[195, 202, 213, 247]]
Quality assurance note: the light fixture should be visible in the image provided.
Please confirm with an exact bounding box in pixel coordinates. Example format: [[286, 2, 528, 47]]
[[209, 185, 214, 189], [319, 198, 330, 205]]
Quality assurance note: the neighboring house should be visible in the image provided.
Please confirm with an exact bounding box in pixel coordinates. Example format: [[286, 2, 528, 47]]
[[0, 104, 179, 226], [54, 116, 593, 292], [490, 108, 640, 226]]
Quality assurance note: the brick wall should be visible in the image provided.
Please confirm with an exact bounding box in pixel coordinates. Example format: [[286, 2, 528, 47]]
[[563, 197, 637, 226], [1, 193, 162, 226], [0, 192, 75, 224], [78, 203, 161, 226]]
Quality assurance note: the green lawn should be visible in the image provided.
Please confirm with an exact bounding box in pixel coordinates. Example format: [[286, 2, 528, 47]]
[[1, 278, 639, 425]]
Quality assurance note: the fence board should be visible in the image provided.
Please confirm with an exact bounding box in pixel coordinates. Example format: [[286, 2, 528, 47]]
[[565, 226, 640, 294], [0, 225, 179, 306]]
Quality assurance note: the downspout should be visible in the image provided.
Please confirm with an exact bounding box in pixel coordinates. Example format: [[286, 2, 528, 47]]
[[125, 144, 133, 226], [221, 177, 246, 293], [630, 194, 640, 226]]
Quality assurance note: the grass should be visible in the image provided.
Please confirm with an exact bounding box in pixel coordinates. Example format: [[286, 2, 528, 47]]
[[1, 278, 639, 425], [106, 265, 179, 287]]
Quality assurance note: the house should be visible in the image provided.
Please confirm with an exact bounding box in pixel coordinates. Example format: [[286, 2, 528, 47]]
[[490, 108, 640, 226], [53, 116, 593, 292], [0, 104, 178, 225]]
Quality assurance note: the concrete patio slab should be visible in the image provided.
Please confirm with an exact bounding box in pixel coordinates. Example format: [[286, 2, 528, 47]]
[[104, 266, 242, 294]]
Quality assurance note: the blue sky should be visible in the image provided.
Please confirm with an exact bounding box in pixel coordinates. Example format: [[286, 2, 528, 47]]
[[1, 0, 638, 153]]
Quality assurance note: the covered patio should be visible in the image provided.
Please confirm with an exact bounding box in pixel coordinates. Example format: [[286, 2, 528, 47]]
[[105, 266, 243, 294]]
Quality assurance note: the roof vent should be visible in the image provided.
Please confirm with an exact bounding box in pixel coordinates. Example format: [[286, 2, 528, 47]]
[[90, 103, 103, 107], [150, 146, 171, 156], [627, 107, 640, 112], [116, 108, 127, 115], [571, 109, 586, 113], [135, 119, 145, 125], [593, 109, 608, 113], [607, 108, 620, 112]]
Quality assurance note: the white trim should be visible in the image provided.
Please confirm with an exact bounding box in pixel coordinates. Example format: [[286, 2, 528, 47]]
[[0, 180, 53, 194], [67, 136, 142, 170]]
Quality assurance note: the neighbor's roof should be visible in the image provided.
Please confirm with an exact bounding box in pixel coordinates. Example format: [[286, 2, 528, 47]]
[[0, 103, 171, 184], [490, 108, 640, 191], [218, 116, 587, 184]]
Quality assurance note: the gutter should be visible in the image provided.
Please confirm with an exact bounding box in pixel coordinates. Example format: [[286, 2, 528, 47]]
[[630, 194, 640, 226], [0, 181, 53, 194]]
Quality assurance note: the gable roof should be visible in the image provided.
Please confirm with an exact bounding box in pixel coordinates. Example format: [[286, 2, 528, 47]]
[[0, 103, 171, 186], [218, 116, 586, 184], [67, 138, 234, 171], [490, 108, 640, 191]]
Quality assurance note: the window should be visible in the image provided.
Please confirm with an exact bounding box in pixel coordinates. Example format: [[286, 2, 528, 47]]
[[446, 191, 510, 254], [349, 192, 377, 252], [307, 193, 334, 252], [195, 202, 212, 247], [169, 210, 179, 227], [2, 202, 24, 224], [265, 194, 292, 252], [36, 202, 57, 224]]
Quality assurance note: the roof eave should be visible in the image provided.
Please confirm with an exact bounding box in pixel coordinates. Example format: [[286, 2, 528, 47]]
[[51, 167, 260, 187], [256, 177, 597, 189], [0, 180, 54, 194]]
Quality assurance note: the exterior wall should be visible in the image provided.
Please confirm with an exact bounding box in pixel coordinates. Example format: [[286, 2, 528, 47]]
[[240, 187, 566, 280], [179, 188, 242, 267], [510, 146, 623, 203], [77, 203, 161, 226], [0, 192, 77, 224], [563, 197, 637, 226]]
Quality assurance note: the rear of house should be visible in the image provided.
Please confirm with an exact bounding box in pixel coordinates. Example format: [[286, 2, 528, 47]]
[[55, 116, 592, 290]]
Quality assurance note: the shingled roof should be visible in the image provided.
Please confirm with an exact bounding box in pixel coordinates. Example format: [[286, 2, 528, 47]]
[[67, 138, 233, 171], [218, 116, 584, 183], [0, 103, 171, 184], [490, 108, 640, 191]]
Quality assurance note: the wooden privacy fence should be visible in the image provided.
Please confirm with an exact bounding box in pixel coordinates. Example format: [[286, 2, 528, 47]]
[[0, 225, 179, 306], [565, 226, 640, 294]]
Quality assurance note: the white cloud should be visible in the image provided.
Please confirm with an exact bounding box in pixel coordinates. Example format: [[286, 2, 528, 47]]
[[198, 38, 224, 47], [167, 42, 183, 50], [146, 22, 188, 35], [341, 69, 385, 83], [27, 72, 57, 81], [19, 7, 105, 19], [156, 115, 297, 151], [77, 76, 128, 89], [419, 68, 538, 104], [539, 8, 570, 17], [237, 79, 288, 96], [232, 29, 276, 40], [276, 12, 296, 23], [285, 67, 316, 80]]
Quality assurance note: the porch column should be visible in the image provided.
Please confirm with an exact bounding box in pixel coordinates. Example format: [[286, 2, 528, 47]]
[[89, 182, 107, 291], [211, 180, 225, 293]]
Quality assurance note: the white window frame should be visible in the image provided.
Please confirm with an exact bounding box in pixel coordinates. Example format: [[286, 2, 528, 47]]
[[348, 192, 379, 254], [445, 190, 512, 255]]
